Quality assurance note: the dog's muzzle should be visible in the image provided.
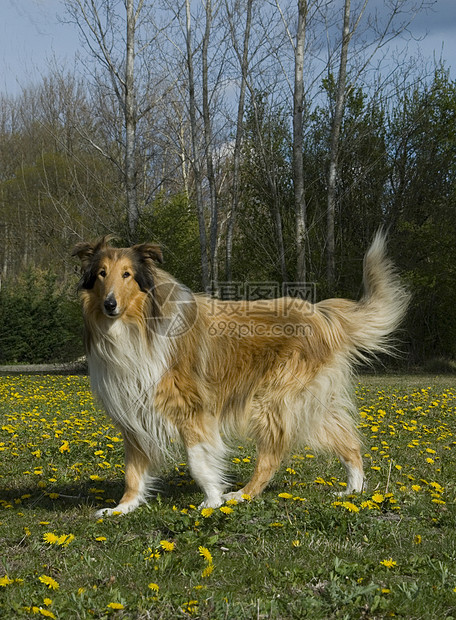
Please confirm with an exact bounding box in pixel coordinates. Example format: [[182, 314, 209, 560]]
[[103, 294, 118, 317]]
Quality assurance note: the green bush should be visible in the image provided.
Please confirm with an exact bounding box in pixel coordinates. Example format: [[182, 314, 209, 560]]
[[0, 268, 83, 364]]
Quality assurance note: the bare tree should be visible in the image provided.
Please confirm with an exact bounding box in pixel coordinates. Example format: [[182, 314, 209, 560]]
[[293, 0, 307, 284], [62, 0, 159, 241], [326, 0, 354, 289], [125, 0, 142, 237], [225, 0, 254, 282], [202, 0, 219, 286], [185, 0, 210, 289], [324, 0, 434, 290]]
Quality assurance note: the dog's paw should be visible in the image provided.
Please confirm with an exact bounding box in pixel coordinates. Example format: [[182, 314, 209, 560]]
[[222, 490, 246, 503], [198, 496, 224, 510], [95, 501, 139, 518], [334, 484, 366, 497]]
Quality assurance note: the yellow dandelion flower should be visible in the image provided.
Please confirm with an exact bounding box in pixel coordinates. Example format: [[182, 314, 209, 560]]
[[380, 558, 397, 568], [200, 507, 213, 518], [0, 576, 14, 586], [335, 501, 359, 513], [43, 533, 59, 545], [60, 534, 74, 547], [107, 602, 124, 609], [37, 609, 56, 618], [39, 575, 59, 590], [360, 500, 379, 510], [148, 582, 159, 592], [160, 540, 175, 552], [219, 506, 233, 514], [278, 492, 293, 499], [241, 493, 252, 500], [59, 440, 70, 453], [198, 546, 213, 563], [426, 458, 435, 464], [412, 485, 421, 492], [43, 598, 52, 606], [182, 600, 199, 615], [371, 493, 384, 503], [202, 564, 214, 578], [414, 535, 422, 544], [292, 540, 300, 547]]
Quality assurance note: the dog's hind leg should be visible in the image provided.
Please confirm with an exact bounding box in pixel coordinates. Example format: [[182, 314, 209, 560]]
[[338, 448, 365, 495], [315, 417, 365, 494], [95, 432, 153, 517]]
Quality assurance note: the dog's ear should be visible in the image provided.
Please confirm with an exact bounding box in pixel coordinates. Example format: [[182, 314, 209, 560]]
[[130, 243, 162, 295], [72, 236, 113, 268], [132, 242, 163, 264], [72, 236, 114, 289], [72, 241, 96, 271]]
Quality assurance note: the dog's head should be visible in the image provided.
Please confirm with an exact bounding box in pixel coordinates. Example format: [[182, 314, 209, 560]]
[[72, 236, 163, 319]]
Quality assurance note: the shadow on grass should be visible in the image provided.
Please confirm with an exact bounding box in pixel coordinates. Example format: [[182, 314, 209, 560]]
[[0, 473, 209, 514]]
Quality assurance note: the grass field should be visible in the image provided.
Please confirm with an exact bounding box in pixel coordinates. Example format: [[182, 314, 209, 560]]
[[1, 374, 456, 619]]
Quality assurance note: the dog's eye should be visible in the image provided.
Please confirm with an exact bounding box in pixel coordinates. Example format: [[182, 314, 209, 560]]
[[99, 269, 106, 278], [122, 271, 131, 279]]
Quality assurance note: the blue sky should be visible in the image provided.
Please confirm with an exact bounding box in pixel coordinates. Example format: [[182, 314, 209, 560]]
[[1, 0, 455, 96]]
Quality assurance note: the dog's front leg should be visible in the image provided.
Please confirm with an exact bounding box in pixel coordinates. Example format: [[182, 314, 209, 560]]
[[95, 433, 153, 517], [185, 434, 226, 509]]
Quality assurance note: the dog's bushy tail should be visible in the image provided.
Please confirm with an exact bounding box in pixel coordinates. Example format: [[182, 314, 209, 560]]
[[348, 231, 409, 361]]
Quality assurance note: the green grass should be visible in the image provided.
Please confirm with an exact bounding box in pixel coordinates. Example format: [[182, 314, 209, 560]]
[[1, 374, 456, 619]]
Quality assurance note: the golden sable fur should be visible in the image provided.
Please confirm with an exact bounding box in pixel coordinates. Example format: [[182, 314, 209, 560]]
[[72, 233, 408, 516]]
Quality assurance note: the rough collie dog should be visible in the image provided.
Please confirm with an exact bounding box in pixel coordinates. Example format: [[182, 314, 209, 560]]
[[73, 233, 407, 517]]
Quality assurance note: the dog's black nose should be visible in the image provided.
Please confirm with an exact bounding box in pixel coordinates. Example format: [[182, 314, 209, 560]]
[[104, 295, 117, 314]]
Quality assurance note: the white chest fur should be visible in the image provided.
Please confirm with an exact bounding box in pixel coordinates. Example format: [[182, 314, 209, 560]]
[[87, 319, 178, 466]]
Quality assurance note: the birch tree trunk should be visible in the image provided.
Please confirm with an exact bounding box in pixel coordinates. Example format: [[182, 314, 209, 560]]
[[62, 0, 148, 243], [293, 0, 307, 284], [202, 0, 219, 287], [326, 0, 351, 291], [185, 0, 210, 290], [125, 0, 139, 240], [225, 0, 253, 282]]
